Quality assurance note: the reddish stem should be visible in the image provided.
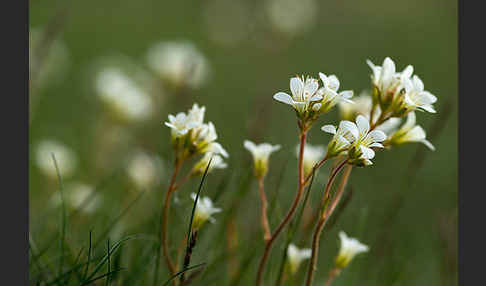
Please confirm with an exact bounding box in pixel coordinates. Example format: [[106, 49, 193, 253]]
[[256, 130, 307, 286]]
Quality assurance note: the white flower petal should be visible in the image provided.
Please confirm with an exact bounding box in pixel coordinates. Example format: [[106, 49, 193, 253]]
[[273, 92, 294, 105], [367, 130, 387, 142], [321, 124, 336, 134], [356, 115, 370, 135], [290, 77, 304, 99]]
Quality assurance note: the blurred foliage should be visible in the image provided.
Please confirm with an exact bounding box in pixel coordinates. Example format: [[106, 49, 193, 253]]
[[29, 0, 457, 285]]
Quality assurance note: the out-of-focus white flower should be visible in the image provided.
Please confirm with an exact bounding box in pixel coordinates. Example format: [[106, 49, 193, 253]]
[[126, 151, 163, 189], [335, 231, 369, 269], [29, 27, 70, 89], [50, 182, 101, 214], [192, 152, 228, 175], [265, 0, 318, 36], [287, 243, 312, 274], [191, 193, 222, 229], [244, 140, 281, 178], [35, 140, 78, 179], [273, 75, 322, 116], [146, 41, 209, 89], [402, 75, 437, 113], [347, 115, 387, 166], [338, 91, 374, 121], [315, 73, 354, 114], [96, 67, 153, 122], [295, 143, 325, 177], [386, 112, 435, 150]]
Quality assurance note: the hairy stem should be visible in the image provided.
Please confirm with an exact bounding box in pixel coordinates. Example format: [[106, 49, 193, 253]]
[[256, 130, 307, 286], [258, 177, 272, 242], [305, 160, 348, 286]]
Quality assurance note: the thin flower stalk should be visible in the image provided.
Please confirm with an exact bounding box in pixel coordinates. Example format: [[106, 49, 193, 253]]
[[323, 267, 341, 286], [259, 177, 272, 242], [160, 159, 184, 276], [305, 159, 349, 286], [256, 130, 309, 286]]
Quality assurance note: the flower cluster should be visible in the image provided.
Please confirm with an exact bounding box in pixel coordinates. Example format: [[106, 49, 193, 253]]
[[273, 74, 353, 130], [165, 103, 229, 167], [322, 115, 386, 166], [367, 57, 437, 118]]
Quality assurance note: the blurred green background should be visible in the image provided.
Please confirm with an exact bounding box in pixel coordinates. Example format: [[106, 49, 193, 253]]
[[29, 0, 457, 285]]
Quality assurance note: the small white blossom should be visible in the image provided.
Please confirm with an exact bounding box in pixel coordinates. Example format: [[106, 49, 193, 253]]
[[35, 140, 78, 179], [386, 112, 435, 150], [347, 115, 387, 166], [96, 67, 153, 122], [367, 57, 436, 116], [336, 231, 369, 268], [244, 140, 281, 178], [402, 75, 437, 113], [273, 75, 322, 115], [287, 243, 312, 274], [315, 73, 354, 114], [295, 143, 326, 177], [191, 193, 222, 229], [165, 103, 205, 138], [321, 121, 359, 158], [146, 41, 209, 89], [165, 103, 228, 158]]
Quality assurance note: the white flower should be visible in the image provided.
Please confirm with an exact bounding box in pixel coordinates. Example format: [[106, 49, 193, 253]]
[[366, 57, 413, 109], [336, 231, 369, 268], [126, 151, 162, 189], [338, 91, 373, 121], [165, 103, 205, 138], [295, 143, 325, 177], [96, 67, 153, 122], [244, 140, 281, 178], [165, 103, 228, 158], [315, 73, 354, 114], [146, 41, 209, 89], [347, 115, 387, 166], [321, 121, 359, 158], [35, 140, 78, 179], [386, 112, 435, 150], [191, 193, 222, 229], [50, 182, 101, 214], [192, 152, 228, 175], [402, 75, 437, 113], [273, 75, 322, 115], [265, 0, 318, 36], [287, 243, 312, 274]]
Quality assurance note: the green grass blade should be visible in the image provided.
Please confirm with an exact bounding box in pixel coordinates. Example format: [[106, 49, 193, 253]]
[[186, 157, 212, 247], [83, 230, 92, 281], [51, 153, 67, 282]]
